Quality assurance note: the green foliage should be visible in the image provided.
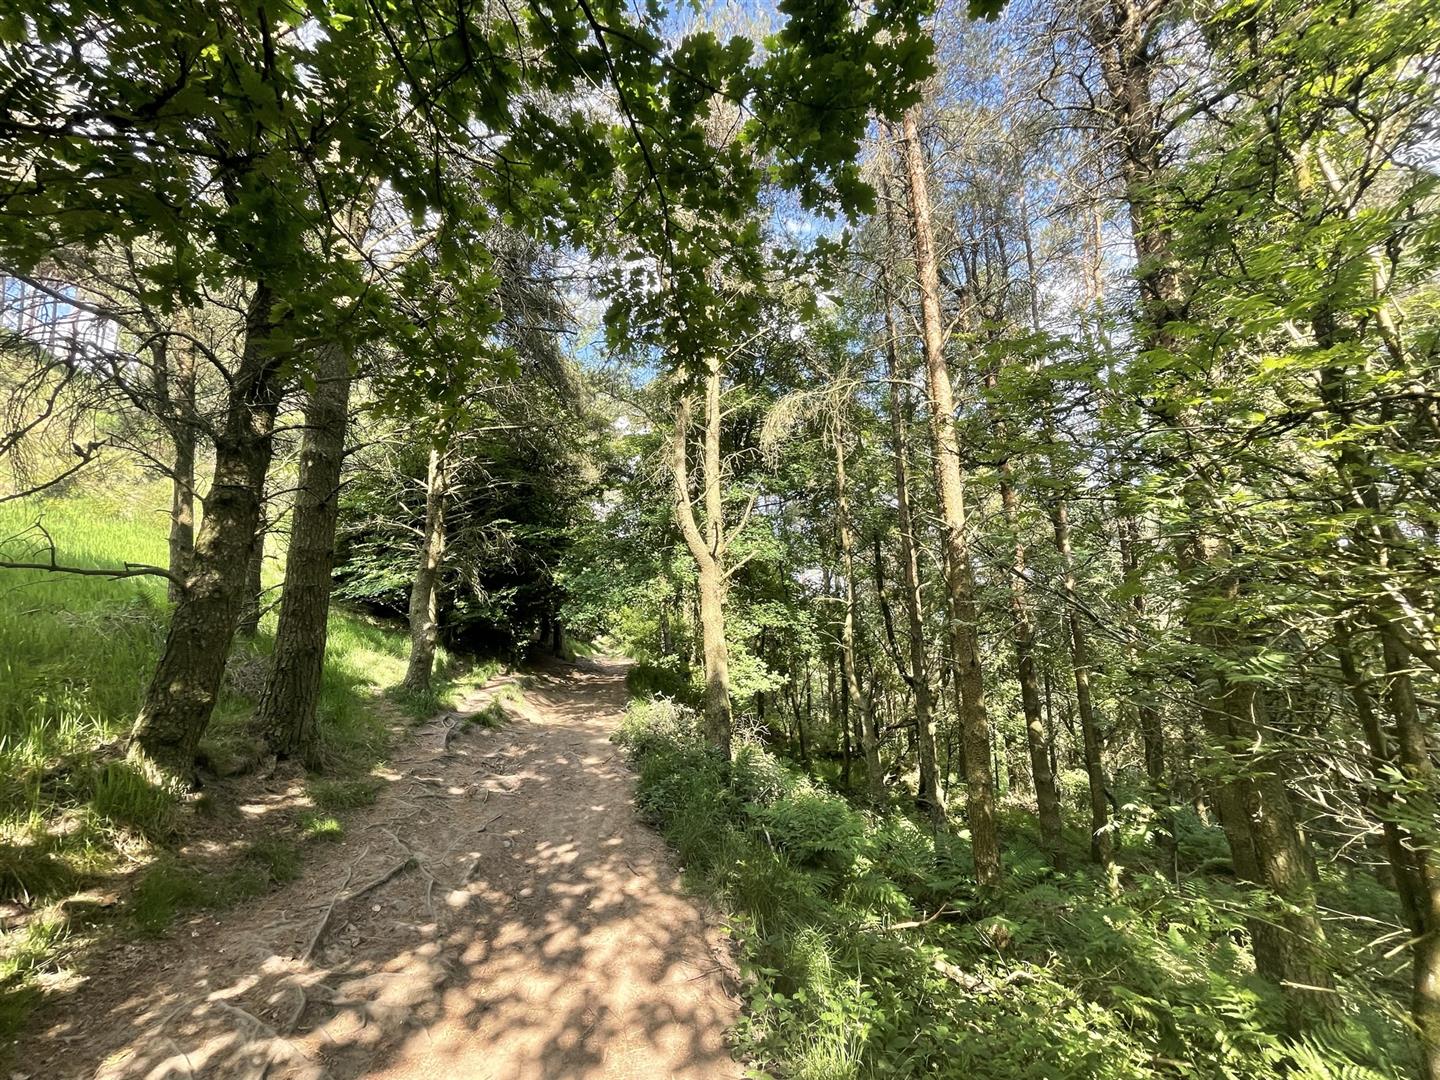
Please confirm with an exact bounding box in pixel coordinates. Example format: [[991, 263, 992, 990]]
[[305, 777, 381, 812], [616, 696, 1417, 1079], [624, 659, 699, 705], [298, 814, 344, 842], [130, 838, 301, 936]]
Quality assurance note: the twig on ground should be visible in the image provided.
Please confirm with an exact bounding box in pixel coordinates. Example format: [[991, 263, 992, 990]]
[[280, 984, 307, 1035], [459, 814, 506, 883], [348, 856, 418, 904], [888, 905, 954, 931]]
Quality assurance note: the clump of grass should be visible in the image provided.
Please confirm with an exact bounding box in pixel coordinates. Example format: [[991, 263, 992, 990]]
[[130, 838, 303, 936], [388, 656, 504, 723], [469, 700, 509, 729], [0, 837, 75, 904], [0, 910, 72, 1037], [86, 761, 176, 839], [298, 813, 344, 842], [389, 684, 448, 722], [130, 856, 209, 934], [306, 777, 381, 812]]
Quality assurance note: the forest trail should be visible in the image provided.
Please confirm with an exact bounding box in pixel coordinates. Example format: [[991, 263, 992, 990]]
[[18, 658, 741, 1080]]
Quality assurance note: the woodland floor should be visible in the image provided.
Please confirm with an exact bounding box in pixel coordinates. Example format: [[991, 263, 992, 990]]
[[15, 657, 741, 1079]]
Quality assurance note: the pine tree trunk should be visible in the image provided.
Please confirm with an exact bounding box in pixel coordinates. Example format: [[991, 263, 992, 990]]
[[880, 189, 946, 831], [1050, 496, 1112, 870], [236, 513, 266, 637], [1090, 0, 1330, 1017], [898, 109, 1000, 887], [835, 429, 884, 805], [1315, 330, 1440, 1073], [129, 286, 283, 786], [256, 342, 352, 761], [1002, 473, 1063, 859], [1377, 624, 1440, 1079], [1117, 513, 1175, 876], [981, 345, 1061, 858], [402, 444, 448, 694]]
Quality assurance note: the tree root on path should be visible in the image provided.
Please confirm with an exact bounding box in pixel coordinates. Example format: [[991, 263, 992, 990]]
[[461, 813, 506, 883], [303, 844, 428, 965]]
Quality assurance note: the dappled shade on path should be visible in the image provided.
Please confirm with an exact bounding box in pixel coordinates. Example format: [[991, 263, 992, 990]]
[[18, 658, 740, 1079]]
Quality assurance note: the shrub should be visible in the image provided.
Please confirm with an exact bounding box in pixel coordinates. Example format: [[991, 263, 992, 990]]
[[623, 659, 698, 704], [617, 692, 1417, 1080]]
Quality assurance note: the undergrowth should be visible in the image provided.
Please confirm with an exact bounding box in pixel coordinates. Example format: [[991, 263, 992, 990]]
[[0, 486, 498, 1043], [614, 696, 1416, 1080]]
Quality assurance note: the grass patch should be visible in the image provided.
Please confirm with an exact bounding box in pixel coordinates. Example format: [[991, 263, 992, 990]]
[[0, 485, 499, 1039], [130, 838, 303, 936], [469, 700, 509, 729], [298, 813, 344, 842], [306, 777, 381, 811], [86, 761, 177, 839]]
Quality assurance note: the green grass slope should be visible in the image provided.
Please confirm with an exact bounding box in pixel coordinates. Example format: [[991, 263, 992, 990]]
[[0, 484, 487, 1042]]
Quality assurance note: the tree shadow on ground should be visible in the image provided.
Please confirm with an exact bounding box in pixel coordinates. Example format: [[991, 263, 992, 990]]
[[14, 658, 741, 1079]]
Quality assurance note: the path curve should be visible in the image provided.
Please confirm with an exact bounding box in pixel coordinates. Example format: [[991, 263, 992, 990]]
[[19, 658, 740, 1079]]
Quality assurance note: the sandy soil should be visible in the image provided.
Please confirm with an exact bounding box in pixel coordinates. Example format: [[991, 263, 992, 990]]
[[16, 658, 740, 1079]]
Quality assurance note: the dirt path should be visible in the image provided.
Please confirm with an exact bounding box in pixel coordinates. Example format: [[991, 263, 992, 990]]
[[18, 658, 740, 1079]]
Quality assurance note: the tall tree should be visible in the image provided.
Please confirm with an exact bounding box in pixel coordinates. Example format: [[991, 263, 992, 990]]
[[897, 109, 1002, 887]]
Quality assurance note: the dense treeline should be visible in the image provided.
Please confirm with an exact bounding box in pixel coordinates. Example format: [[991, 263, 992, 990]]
[[580, 0, 1440, 1074], [2, 0, 1439, 1074]]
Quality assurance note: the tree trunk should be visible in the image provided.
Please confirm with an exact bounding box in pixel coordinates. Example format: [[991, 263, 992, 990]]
[[979, 341, 1061, 858], [166, 335, 197, 603], [1313, 318, 1440, 1073], [128, 286, 283, 786], [880, 183, 946, 831], [1049, 495, 1113, 871], [1000, 474, 1063, 859], [402, 444, 448, 694], [800, 671, 811, 764], [1090, 0, 1330, 1018], [236, 513, 266, 638], [835, 428, 884, 805], [1182, 535, 1332, 1019], [671, 359, 733, 759], [256, 342, 352, 760], [898, 109, 1000, 887], [1117, 512, 1175, 876], [1377, 623, 1440, 1078]]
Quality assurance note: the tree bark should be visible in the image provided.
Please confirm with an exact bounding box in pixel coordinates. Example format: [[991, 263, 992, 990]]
[[164, 334, 197, 604], [1118, 512, 1175, 876], [1001, 470, 1063, 859], [880, 181, 946, 831], [236, 512, 266, 638], [256, 342, 352, 761], [128, 286, 283, 786], [1049, 494, 1113, 871], [402, 444, 448, 694], [1376, 624, 1440, 1079], [834, 426, 884, 805], [898, 108, 1001, 887], [671, 357, 733, 759]]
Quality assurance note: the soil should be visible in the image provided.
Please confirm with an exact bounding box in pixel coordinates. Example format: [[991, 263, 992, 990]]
[[16, 657, 741, 1079]]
